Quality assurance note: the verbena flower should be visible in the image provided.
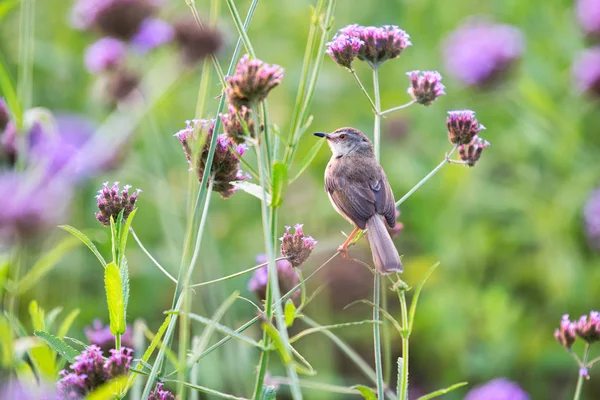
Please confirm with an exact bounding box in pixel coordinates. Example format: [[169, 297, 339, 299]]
[[458, 136, 490, 167], [443, 17, 524, 87], [326, 33, 364, 69], [554, 314, 577, 350], [57, 371, 88, 399], [248, 254, 300, 302], [572, 47, 600, 98], [0, 379, 55, 400], [464, 378, 529, 400], [446, 110, 485, 145], [220, 105, 256, 144], [576, 0, 600, 39], [280, 224, 317, 267], [95, 181, 141, 226], [148, 382, 176, 400], [337, 24, 411, 68], [1, 122, 16, 165], [131, 18, 174, 53], [584, 186, 600, 250], [85, 319, 134, 354], [225, 55, 284, 110], [70, 345, 106, 390], [103, 347, 133, 378], [575, 311, 600, 343], [174, 18, 223, 64], [0, 97, 9, 131], [174, 119, 249, 199], [84, 38, 127, 74], [406, 70, 446, 106]]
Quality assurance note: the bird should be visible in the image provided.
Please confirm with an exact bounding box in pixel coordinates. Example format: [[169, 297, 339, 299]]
[[314, 127, 402, 274]]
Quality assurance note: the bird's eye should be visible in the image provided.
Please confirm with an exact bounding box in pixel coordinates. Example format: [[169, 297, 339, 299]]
[[339, 134, 346, 140]]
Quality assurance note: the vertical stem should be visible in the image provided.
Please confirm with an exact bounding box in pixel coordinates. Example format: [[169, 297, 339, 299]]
[[382, 284, 391, 384], [573, 343, 591, 400], [115, 334, 121, 351], [372, 67, 381, 161], [399, 292, 409, 400]]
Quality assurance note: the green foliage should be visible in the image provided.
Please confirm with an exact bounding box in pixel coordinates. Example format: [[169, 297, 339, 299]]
[[104, 262, 125, 335], [33, 330, 79, 364], [353, 385, 377, 400], [271, 161, 288, 207], [59, 225, 107, 268]]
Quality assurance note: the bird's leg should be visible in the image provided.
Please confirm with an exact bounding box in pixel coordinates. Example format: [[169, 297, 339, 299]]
[[338, 227, 360, 257]]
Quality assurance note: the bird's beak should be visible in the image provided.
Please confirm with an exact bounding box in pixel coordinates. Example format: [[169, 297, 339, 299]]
[[314, 132, 329, 139]]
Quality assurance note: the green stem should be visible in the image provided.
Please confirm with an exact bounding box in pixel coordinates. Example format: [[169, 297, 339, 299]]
[[350, 68, 377, 113], [130, 228, 177, 283], [398, 292, 409, 400], [395, 145, 459, 208], [373, 67, 381, 161], [115, 334, 121, 351], [573, 343, 591, 400], [225, 0, 256, 58], [380, 101, 415, 116], [189, 257, 287, 288]]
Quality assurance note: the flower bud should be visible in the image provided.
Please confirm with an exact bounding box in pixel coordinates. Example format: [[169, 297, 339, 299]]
[[326, 34, 364, 69], [575, 311, 600, 343], [225, 55, 284, 110], [280, 224, 317, 267], [174, 18, 222, 64], [554, 314, 577, 350], [446, 110, 485, 145], [572, 47, 600, 99], [458, 136, 490, 167], [406, 70, 446, 106], [95, 181, 142, 226], [148, 382, 176, 400], [220, 105, 256, 144], [84, 38, 127, 74], [576, 0, 600, 40]]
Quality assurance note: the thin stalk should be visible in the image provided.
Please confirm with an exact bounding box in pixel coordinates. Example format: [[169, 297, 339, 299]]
[[350, 69, 377, 113], [373, 67, 381, 160], [382, 283, 391, 384], [573, 343, 591, 400], [398, 292, 409, 400], [225, 0, 256, 58], [395, 145, 459, 208], [115, 334, 121, 351], [189, 257, 287, 288], [380, 101, 415, 116], [130, 228, 177, 283]]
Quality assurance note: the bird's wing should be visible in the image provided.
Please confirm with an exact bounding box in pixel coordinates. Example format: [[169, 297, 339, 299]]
[[373, 167, 397, 228]]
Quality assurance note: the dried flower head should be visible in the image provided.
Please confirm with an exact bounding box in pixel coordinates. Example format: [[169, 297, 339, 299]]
[[584, 186, 600, 250], [248, 254, 300, 302], [95, 181, 141, 226], [575, 311, 600, 343], [174, 18, 223, 64], [458, 136, 490, 167], [443, 17, 524, 87], [576, 0, 600, 39], [220, 105, 257, 144], [84, 38, 127, 74], [0, 97, 9, 131], [572, 47, 600, 98], [446, 110, 485, 145], [174, 119, 249, 199], [280, 224, 317, 267], [338, 24, 411, 67], [85, 319, 134, 354], [326, 34, 364, 69], [554, 314, 577, 350], [132, 18, 175, 53], [406, 70, 446, 106], [465, 378, 529, 400], [103, 347, 133, 378], [225, 55, 284, 110], [148, 382, 176, 400]]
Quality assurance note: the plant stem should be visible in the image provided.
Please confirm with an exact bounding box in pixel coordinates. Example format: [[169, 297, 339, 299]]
[[130, 228, 177, 283], [350, 68, 377, 113], [380, 101, 415, 116], [189, 258, 287, 288], [115, 334, 121, 351], [573, 343, 591, 400], [225, 0, 256, 58], [395, 145, 459, 208], [398, 292, 409, 400], [372, 67, 381, 161]]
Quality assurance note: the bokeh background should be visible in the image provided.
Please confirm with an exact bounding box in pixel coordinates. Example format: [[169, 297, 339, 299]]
[[1, 0, 599, 398]]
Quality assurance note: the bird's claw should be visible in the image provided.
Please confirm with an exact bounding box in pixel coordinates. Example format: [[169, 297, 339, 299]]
[[337, 245, 350, 259]]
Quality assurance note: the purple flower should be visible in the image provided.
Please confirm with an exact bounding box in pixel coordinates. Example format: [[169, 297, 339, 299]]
[[225, 55, 284, 110], [131, 18, 174, 53], [85, 319, 134, 354], [576, 0, 600, 39], [572, 47, 600, 98], [446, 110, 485, 145], [575, 311, 600, 343], [406, 70, 446, 106], [84, 38, 127, 74], [554, 314, 577, 350], [443, 17, 524, 87], [338, 24, 411, 67], [248, 254, 300, 302], [0, 379, 56, 400], [465, 378, 529, 400], [174, 18, 223, 64], [95, 181, 142, 226], [280, 224, 317, 267], [220, 105, 258, 144], [70, 345, 106, 390], [458, 136, 490, 167], [584, 186, 600, 250], [1, 122, 16, 165], [326, 34, 364, 69], [148, 382, 176, 400], [103, 347, 133, 378], [57, 371, 88, 399], [0, 97, 9, 130]]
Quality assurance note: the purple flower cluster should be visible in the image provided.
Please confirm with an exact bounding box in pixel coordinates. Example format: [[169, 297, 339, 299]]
[[280, 224, 317, 267], [326, 34, 364, 69], [85, 319, 134, 354], [446, 110, 486, 145], [555, 312, 600, 349], [465, 378, 529, 400], [443, 18, 524, 87], [95, 181, 142, 226], [56, 345, 133, 398], [584, 186, 600, 250], [458, 136, 490, 167], [173, 18, 223, 64], [406, 70, 446, 106], [225, 55, 284, 111], [576, 0, 600, 39], [148, 382, 176, 400], [174, 119, 249, 199], [248, 254, 300, 302], [132, 18, 175, 54], [84, 37, 127, 74], [572, 47, 600, 98], [220, 105, 258, 145]]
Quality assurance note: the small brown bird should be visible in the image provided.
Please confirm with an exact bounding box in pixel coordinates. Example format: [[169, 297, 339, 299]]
[[314, 127, 402, 274]]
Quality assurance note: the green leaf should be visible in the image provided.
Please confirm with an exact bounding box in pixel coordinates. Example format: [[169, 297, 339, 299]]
[[59, 225, 107, 268], [416, 382, 468, 400], [261, 385, 277, 400], [16, 236, 80, 294], [105, 262, 125, 335], [28, 301, 45, 332], [86, 376, 128, 400], [0, 53, 22, 128], [352, 385, 377, 400], [45, 307, 63, 333], [0, 1, 20, 23], [231, 181, 272, 204], [30, 343, 57, 379], [261, 320, 292, 365], [34, 330, 79, 364], [165, 380, 247, 400], [57, 308, 81, 339], [109, 215, 119, 265], [271, 162, 288, 207], [120, 257, 130, 324], [119, 209, 136, 269], [408, 262, 440, 333], [0, 315, 13, 367], [284, 300, 296, 327], [290, 138, 325, 183]]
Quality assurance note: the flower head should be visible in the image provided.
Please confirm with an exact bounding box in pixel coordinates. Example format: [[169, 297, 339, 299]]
[[573, 47, 600, 98], [85, 319, 134, 354], [576, 0, 600, 39], [554, 314, 577, 350], [95, 181, 141, 226], [174, 18, 223, 64], [458, 136, 490, 167], [406, 70, 446, 106], [131, 18, 174, 53], [584, 186, 600, 250], [465, 378, 529, 400], [280, 224, 317, 267], [0, 379, 56, 400], [575, 311, 600, 343], [338, 24, 411, 67], [225, 55, 284, 110], [220, 105, 257, 144], [248, 255, 300, 302], [84, 38, 127, 74], [0, 97, 10, 131], [70, 345, 106, 390], [446, 110, 485, 145], [1, 122, 16, 165], [443, 18, 524, 87], [326, 34, 364, 69], [148, 382, 176, 400], [57, 371, 88, 399], [103, 347, 133, 378]]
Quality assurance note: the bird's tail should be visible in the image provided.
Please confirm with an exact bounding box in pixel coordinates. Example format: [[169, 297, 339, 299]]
[[366, 215, 402, 274]]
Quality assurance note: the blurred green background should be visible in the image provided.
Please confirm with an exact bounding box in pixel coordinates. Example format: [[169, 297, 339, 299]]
[[1, 0, 599, 398]]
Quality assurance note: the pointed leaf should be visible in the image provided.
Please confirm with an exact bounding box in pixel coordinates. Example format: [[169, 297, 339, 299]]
[[165, 380, 247, 399], [105, 262, 125, 335], [34, 330, 79, 364], [0, 316, 13, 367], [284, 300, 296, 327], [261, 320, 292, 365], [45, 307, 63, 332], [352, 385, 377, 400], [28, 301, 45, 332], [119, 209, 137, 269], [408, 262, 440, 332], [59, 225, 107, 268], [57, 308, 81, 339], [416, 382, 468, 400], [120, 257, 130, 323], [271, 162, 288, 207], [231, 181, 272, 204], [86, 376, 128, 400], [290, 138, 325, 183]]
